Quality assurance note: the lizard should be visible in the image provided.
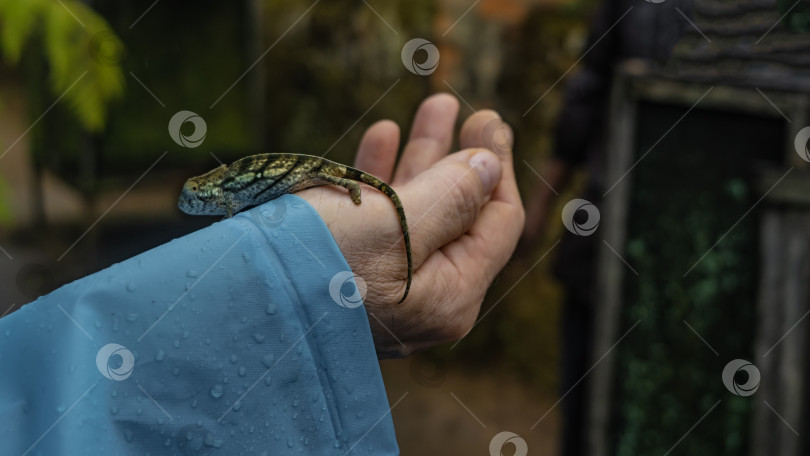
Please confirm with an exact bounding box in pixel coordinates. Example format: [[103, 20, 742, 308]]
[[178, 153, 412, 303]]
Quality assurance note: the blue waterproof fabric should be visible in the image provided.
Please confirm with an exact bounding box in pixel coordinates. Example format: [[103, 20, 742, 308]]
[[0, 195, 399, 455]]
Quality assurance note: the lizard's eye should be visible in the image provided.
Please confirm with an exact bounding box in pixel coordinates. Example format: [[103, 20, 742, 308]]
[[191, 185, 198, 191]]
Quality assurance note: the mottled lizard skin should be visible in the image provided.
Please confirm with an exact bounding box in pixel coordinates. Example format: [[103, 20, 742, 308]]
[[179, 153, 412, 303]]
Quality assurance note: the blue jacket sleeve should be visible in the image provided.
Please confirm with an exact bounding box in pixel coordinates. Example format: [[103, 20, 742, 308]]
[[0, 195, 399, 456]]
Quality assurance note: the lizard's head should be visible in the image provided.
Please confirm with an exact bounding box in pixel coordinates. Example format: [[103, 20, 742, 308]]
[[178, 165, 228, 215]]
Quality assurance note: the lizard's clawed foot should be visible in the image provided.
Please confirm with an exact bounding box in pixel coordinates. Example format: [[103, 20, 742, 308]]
[[343, 180, 363, 205]]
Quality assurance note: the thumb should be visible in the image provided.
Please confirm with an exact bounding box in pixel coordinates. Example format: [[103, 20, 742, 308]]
[[400, 148, 502, 264]]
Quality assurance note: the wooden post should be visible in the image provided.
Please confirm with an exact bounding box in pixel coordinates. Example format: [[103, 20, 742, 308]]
[[587, 70, 636, 456]]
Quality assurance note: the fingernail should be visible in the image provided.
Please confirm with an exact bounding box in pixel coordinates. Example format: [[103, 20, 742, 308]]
[[469, 152, 499, 195]]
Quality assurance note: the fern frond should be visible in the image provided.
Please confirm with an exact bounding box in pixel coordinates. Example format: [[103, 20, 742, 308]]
[[0, 0, 124, 131]]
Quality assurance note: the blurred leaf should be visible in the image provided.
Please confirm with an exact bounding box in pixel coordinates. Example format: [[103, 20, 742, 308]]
[[0, 0, 124, 131], [0, 0, 48, 63]]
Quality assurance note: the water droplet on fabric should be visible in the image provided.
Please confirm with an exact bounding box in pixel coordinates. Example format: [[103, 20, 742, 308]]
[[210, 384, 224, 398]]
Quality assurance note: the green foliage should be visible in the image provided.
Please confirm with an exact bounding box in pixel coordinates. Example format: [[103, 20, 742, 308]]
[[778, 0, 810, 32], [610, 104, 784, 455], [88, 0, 256, 170], [0, 0, 124, 131]]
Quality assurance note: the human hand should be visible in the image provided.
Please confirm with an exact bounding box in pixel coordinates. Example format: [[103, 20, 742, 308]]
[[298, 93, 524, 357]]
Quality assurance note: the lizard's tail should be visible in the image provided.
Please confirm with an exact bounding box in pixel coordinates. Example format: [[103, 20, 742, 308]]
[[344, 167, 412, 303]]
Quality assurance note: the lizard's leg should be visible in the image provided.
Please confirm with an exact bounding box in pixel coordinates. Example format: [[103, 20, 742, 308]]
[[319, 174, 362, 205], [224, 194, 238, 218]]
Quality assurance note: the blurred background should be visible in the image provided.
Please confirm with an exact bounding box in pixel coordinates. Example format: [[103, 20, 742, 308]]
[[1, 0, 809, 454]]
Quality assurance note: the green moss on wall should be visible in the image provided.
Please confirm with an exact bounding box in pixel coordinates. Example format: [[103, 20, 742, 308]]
[[612, 102, 783, 455]]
